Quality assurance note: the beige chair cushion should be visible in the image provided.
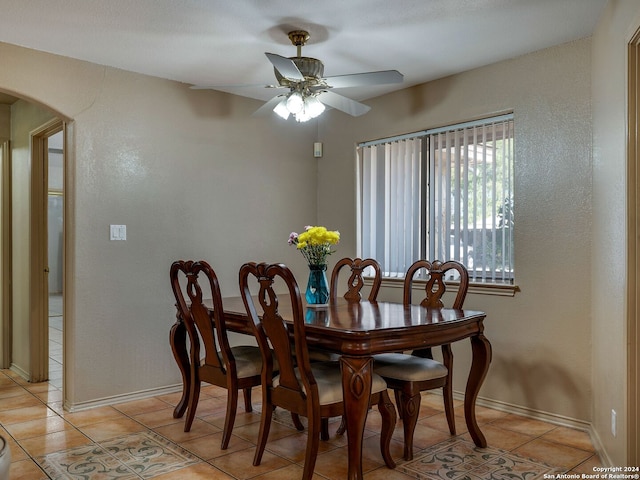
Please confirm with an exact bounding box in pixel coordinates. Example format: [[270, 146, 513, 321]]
[[373, 353, 448, 382], [228, 345, 264, 378], [273, 361, 388, 405]]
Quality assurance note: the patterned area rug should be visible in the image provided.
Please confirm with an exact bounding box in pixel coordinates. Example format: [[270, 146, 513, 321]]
[[37, 432, 199, 479], [398, 438, 566, 480]]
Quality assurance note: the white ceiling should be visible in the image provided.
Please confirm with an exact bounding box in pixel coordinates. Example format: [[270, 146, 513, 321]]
[[0, 0, 607, 104]]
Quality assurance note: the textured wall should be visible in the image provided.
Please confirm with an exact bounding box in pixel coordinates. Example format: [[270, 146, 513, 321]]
[[591, 0, 640, 465], [319, 39, 594, 423], [0, 42, 319, 405]]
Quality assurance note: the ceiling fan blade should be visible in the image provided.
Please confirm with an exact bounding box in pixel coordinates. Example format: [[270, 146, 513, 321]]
[[316, 91, 371, 117], [265, 53, 305, 82], [190, 83, 284, 90], [324, 70, 404, 89], [251, 95, 286, 117]]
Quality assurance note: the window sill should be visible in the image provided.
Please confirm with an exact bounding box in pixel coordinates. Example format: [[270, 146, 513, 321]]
[[374, 277, 520, 297]]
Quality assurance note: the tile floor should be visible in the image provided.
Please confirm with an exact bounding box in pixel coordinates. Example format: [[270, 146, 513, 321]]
[[48, 294, 63, 390], [1, 367, 601, 479]]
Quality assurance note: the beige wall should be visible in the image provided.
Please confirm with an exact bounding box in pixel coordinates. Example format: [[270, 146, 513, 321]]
[[0, 42, 319, 405], [318, 39, 594, 425], [591, 0, 640, 466]]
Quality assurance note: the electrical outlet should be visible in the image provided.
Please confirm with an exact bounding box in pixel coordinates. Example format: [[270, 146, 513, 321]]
[[611, 409, 617, 437]]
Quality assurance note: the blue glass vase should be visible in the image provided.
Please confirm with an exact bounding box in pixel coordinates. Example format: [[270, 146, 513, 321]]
[[306, 264, 329, 305]]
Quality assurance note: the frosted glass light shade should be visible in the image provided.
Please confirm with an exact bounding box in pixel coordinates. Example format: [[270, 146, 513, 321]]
[[286, 92, 304, 114]]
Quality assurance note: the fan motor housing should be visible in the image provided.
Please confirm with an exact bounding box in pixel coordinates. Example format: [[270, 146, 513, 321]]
[[275, 57, 324, 85]]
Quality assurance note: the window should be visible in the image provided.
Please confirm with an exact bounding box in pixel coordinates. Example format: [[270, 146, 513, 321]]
[[357, 114, 514, 284]]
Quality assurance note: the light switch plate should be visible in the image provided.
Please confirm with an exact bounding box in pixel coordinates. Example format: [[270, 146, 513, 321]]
[[110, 225, 126, 241]]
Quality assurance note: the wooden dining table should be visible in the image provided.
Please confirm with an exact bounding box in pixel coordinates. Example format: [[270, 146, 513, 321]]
[[170, 297, 491, 480]]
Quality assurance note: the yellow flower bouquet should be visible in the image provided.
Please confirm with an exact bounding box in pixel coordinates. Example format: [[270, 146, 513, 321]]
[[288, 226, 340, 266], [288, 226, 340, 304]]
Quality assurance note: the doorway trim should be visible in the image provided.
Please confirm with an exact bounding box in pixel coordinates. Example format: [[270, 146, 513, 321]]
[[627, 27, 640, 465], [30, 118, 63, 382], [1, 140, 11, 368]]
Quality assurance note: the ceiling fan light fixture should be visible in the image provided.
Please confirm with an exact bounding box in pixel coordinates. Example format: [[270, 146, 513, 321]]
[[305, 95, 325, 118], [286, 91, 304, 114], [273, 98, 290, 120], [295, 109, 312, 123]]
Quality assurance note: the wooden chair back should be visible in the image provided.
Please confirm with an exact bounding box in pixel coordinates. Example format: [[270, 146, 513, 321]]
[[239, 262, 315, 402], [170, 260, 231, 376], [329, 257, 382, 302], [403, 259, 469, 309]]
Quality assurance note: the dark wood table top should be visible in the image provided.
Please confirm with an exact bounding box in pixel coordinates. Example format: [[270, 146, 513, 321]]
[[222, 296, 486, 356]]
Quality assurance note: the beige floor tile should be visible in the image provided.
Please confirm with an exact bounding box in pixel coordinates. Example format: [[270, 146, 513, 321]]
[[9, 458, 49, 480], [132, 406, 184, 428], [513, 438, 593, 469], [46, 402, 65, 416], [231, 417, 298, 444], [393, 422, 451, 451], [0, 405, 55, 425], [80, 417, 146, 442], [154, 418, 221, 443], [4, 415, 71, 440], [113, 396, 172, 416], [570, 453, 603, 474], [0, 374, 16, 387], [467, 405, 511, 424], [189, 396, 230, 418], [32, 389, 63, 404], [17, 428, 92, 457], [24, 382, 55, 394], [364, 465, 420, 479], [251, 463, 326, 479], [417, 411, 469, 435], [264, 429, 339, 463], [491, 414, 557, 436], [0, 385, 27, 400], [540, 426, 595, 452], [155, 391, 185, 406], [3, 370, 28, 385], [459, 423, 533, 451], [181, 431, 255, 460], [0, 393, 42, 412], [211, 446, 292, 479], [313, 446, 384, 480], [151, 461, 235, 479], [201, 410, 261, 430], [62, 405, 129, 427]]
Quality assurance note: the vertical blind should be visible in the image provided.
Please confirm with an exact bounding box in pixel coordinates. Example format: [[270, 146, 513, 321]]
[[357, 114, 515, 283]]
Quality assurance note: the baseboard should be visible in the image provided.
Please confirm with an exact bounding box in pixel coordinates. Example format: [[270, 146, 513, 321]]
[[465, 393, 591, 431], [63, 384, 184, 413], [587, 423, 613, 467], [9, 363, 29, 381]]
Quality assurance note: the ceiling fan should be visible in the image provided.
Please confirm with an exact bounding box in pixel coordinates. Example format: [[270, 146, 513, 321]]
[[191, 30, 404, 122]]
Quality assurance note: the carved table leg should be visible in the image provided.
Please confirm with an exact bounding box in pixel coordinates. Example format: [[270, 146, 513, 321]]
[[464, 333, 492, 447], [340, 355, 373, 480], [170, 310, 190, 419]]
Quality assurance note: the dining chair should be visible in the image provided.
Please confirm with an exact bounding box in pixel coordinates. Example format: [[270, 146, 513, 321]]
[[306, 257, 383, 367], [373, 259, 469, 460], [329, 256, 383, 436], [170, 260, 263, 449], [329, 257, 382, 303], [239, 262, 396, 480]]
